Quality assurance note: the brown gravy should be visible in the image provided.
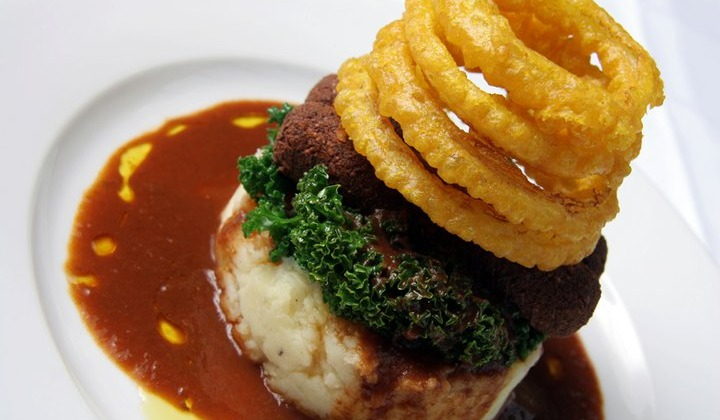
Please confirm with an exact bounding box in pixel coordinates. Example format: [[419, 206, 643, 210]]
[[66, 100, 603, 419]]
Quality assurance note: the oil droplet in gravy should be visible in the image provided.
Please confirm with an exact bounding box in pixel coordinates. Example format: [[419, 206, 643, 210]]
[[91, 235, 117, 256], [166, 124, 188, 137], [141, 388, 200, 420], [231, 114, 267, 129], [158, 317, 187, 345], [69, 274, 98, 288], [118, 142, 152, 202]]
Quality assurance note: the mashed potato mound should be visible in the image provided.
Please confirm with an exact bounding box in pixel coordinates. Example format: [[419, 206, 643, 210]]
[[215, 186, 541, 419]]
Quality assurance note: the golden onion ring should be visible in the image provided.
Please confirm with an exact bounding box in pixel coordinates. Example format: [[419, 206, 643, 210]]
[[501, 10, 609, 84], [435, 0, 635, 153], [334, 0, 663, 270], [403, 0, 615, 185], [366, 21, 615, 238], [336, 57, 600, 269], [494, 0, 664, 121]]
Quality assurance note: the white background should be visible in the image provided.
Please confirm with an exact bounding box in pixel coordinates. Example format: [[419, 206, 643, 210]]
[[1, 0, 719, 418]]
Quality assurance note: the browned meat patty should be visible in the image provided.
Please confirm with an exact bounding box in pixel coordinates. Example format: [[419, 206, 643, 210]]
[[406, 208, 605, 336], [304, 73, 338, 105], [273, 74, 604, 337], [274, 88, 405, 212], [479, 237, 606, 336]]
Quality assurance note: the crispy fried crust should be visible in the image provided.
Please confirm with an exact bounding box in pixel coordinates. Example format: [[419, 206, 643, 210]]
[[272, 74, 604, 336]]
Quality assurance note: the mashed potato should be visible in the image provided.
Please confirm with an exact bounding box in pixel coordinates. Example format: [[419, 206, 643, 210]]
[[215, 186, 541, 419]]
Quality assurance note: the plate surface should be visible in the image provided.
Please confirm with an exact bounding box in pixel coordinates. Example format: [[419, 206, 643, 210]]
[[3, 0, 720, 419]]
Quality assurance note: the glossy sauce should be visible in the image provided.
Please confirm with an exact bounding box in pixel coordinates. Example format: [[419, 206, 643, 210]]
[[66, 101, 602, 420]]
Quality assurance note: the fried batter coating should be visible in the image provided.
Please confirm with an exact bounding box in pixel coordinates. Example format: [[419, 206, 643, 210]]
[[272, 74, 604, 336]]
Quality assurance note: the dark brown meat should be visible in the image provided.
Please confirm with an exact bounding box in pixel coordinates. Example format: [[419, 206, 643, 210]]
[[273, 73, 604, 337], [304, 74, 338, 105], [479, 237, 605, 336], [404, 205, 604, 337], [274, 77, 405, 212]]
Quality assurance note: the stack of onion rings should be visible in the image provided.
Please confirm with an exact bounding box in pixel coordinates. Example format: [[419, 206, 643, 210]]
[[334, 0, 663, 270]]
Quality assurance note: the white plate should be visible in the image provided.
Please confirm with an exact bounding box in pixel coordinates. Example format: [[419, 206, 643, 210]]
[[3, 1, 720, 419]]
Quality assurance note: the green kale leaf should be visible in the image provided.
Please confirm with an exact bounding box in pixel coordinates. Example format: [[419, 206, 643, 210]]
[[267, 102, 294, 144], [237, 104, 294, 260]]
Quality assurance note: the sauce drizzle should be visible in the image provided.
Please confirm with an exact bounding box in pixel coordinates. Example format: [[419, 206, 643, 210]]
[[66, 100, 602, 420]]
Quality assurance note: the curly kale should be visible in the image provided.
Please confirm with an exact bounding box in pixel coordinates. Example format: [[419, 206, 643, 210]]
[[266, 102, 293, 144], [238, 104, 294, 260], [237, 105, 543, 370]]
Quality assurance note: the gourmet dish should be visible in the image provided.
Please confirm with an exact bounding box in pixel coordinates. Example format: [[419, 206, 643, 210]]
[[66, 0, 662, 419], [215, 0, 662, 417]]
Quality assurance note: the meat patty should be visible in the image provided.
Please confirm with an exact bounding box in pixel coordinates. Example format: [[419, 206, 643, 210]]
[[304, 73, 338, 105], [273, 74, 604, 337], [479, 237, 606, 336], [274, 103, 406, 212], [406, 209, 605, 336]]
